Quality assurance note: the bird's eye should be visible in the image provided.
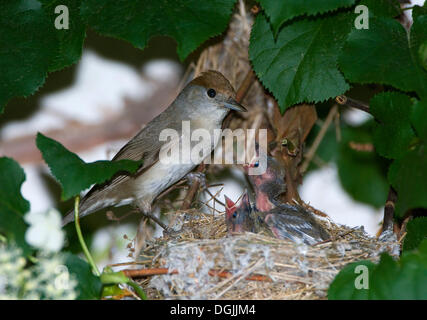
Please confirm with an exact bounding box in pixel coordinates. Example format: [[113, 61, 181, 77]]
[[207, 88, 216, 98], [232, 212, 237, 218], [254, 161, 259, 168]]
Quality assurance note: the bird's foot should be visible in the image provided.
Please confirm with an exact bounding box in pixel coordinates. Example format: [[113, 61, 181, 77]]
[[140, 211, 170, 233], [186, 171, 207, 189]]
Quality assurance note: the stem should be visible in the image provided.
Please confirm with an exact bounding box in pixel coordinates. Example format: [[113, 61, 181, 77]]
[[402, 6, 415, 11], [122, 267, 271, 282], [381, 187, 397, 234], [127, 280, 147, 300], [74, 196, 100, 276], [101, 270, 147, 300], [300, 105, 338, 173], [335, 95, 370, 113]]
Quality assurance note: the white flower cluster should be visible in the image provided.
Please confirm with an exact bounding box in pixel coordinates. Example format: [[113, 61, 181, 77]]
[[0, 243, 77, 300], [24, 208, 65, 252]]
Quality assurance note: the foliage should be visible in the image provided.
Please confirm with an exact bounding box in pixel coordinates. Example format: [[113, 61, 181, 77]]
[[81, 0, 237, 61], [36, 133, 142, 200], [249, 12, 351, 111], [0, 158, 31, 255], [336, 123, 389, 208], [403, 217, 427, 252], [328, 239, 427, 299], [257, 0, 355, 35]]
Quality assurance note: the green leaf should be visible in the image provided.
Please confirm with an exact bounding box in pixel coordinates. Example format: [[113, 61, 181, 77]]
[[249, 12, 351, 112], [0, 157, 31, 254], [411, 99, 427, 141], [329, 240, 427, 299], [64, 253, 102, 299], [337, 124, 389, 208], [257, 0, 355, 35], [388, 144, 427, 217], [370, 92, 415, 159], [80, 0, 236, 61], [411, 12, 427, 76], [403, 217, 427, 252], [339, 16, 427, 98], [359, 0, 401, 18], [419, 41, 427, 72], [40, 0, 86, 71], [386, 99, 427, 217], [0, 0, 57, 112], [328, 260, 375, 299], [36, 133, 142, 200], [412, 3, 427, 21]]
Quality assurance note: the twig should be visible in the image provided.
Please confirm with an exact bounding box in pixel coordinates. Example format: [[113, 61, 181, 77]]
[[300, 105, 338, 173], [204, 184, 226, 207], [381, 187, 397, 234], [235, 69, 255, 103], [122, 267, 271, 283], [313, 229, 355, 246], [181, 164, 205, 210], [335, 95, 370, 113]]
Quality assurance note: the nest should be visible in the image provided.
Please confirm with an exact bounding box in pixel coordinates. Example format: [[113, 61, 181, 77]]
[[134, 211, 399, 300], [121, 1, 400, 300]]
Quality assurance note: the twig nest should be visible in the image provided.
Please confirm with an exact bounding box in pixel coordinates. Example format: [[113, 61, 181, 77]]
[[137, 212, 399, 299]]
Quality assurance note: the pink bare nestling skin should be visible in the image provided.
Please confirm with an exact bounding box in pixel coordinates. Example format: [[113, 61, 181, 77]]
[[243, 147, 286, 212], [225, 191, 329, 245]]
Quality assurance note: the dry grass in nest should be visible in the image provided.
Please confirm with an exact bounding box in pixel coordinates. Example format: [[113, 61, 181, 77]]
[[123, 1, 400, 300], [134, 211, 399, 300]]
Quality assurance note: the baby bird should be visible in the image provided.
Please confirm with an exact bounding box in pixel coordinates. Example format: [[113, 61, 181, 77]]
[[225, 192, 330, 245]]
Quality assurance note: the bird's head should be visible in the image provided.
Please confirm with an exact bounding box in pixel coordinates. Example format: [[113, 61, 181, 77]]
[[243, 144, 286, 211], [182, 70, 247, 119], [224, 192, 253, 234]]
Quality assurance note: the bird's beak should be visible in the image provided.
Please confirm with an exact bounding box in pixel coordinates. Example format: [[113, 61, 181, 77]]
[[223, 97, 247, 112]]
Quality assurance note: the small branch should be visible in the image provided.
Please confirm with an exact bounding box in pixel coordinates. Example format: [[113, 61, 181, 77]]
[[122, 268, 271, 282], [335, 95, 370, 114], [300, 105, 338, 173], [313, 229, 355, 246], [381, 187, 397, 234], [280, 151, 302, 203], [235, 69, 255, 103], [181, 164, 205, 210]]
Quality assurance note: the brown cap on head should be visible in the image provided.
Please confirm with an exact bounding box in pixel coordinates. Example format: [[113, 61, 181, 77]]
[[191, 70, 237, 98]]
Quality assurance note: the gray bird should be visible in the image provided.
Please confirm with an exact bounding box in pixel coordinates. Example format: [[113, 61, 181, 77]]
[[225, 192, 330, 245], [62, 70, 246, 226]]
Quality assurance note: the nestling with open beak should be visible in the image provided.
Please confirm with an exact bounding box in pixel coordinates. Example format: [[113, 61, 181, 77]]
[[62, 70, 246, 226], [243, 145, 286, 212], [225, 192, 330, 245]]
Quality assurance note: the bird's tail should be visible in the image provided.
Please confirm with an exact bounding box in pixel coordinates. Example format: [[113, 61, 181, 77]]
[[61, 194, 106, 227]]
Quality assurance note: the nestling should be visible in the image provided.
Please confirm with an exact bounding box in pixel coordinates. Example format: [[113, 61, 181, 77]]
[[225, 192, 330, 245]]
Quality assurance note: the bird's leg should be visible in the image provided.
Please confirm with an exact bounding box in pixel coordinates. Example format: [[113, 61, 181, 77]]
[[181, 170, 207, 210], [134, 200, 170, 232], [186, 171, 207, 189], [140, 211, 169, 231]]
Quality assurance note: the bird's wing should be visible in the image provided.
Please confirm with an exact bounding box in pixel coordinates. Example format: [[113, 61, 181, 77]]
[[265, 204, 330, 245], [62, 107, 183, 225]]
